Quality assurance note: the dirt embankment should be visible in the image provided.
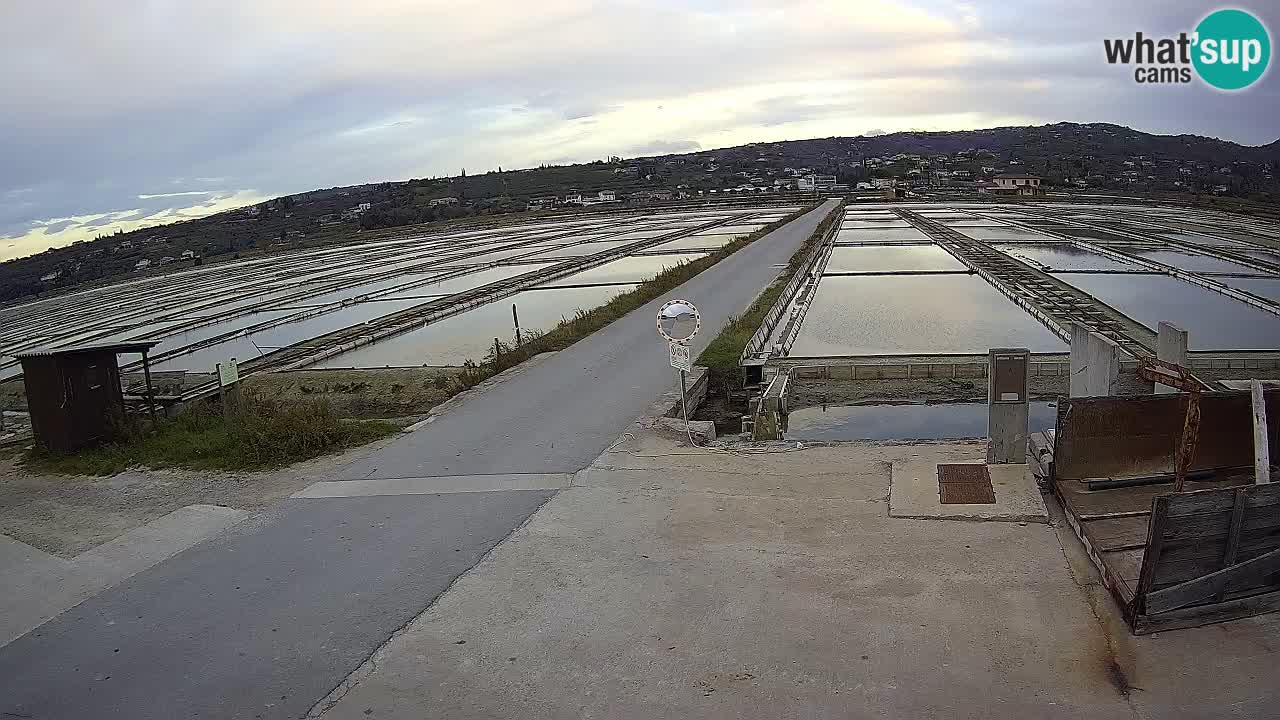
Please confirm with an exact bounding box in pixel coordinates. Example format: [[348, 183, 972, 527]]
[[788, 374, 1161, 411]]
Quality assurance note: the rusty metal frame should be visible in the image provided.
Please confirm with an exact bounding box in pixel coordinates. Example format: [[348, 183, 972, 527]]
[[1137, 358, 1204, 492]]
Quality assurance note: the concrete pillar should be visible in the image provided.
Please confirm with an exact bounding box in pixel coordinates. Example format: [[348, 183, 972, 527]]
[[1069, 323, 1091, 398], [1156, 322, 1189, 395], [1086, 333, 1120, 397], [987, 348, 1030, 464]]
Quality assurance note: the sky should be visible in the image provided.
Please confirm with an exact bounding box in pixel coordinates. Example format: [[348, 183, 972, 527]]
[[2, 0, 1276, 263]]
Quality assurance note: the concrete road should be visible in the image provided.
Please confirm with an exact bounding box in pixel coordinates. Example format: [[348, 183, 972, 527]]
[[334, 199, 839, 479], [0, 200, 837, 720]]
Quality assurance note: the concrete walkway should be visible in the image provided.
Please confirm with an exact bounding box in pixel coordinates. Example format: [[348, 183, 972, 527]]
[[0, 201, 838, 720], [314, 431, 1280, 720]]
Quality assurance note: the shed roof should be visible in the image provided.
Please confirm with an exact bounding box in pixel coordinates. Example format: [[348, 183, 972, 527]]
[[15, 341, 160, 360]]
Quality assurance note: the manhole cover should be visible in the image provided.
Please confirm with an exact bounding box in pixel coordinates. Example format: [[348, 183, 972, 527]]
[[938, 464, 996, 504]]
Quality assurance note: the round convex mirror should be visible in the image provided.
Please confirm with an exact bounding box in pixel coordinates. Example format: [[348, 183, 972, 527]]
[[657, 300, 700, 342]]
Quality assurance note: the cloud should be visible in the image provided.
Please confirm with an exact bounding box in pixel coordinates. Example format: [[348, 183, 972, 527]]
[[1, 1, 1276, 262], [0, 190, 269, 262], [137, 190, 221, 200], [626, 140, 704, 156]]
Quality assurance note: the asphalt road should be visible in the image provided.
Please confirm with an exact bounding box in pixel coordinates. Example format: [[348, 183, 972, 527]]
[[0, 199, 836, 720], [335, 198, 838, 479]]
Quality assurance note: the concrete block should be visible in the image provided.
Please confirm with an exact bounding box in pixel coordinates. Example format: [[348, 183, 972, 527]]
[[889, 459, 1048, 523], [1156, 322, 1188, 395], [1086, 332, 1120, 397], [1069, 323, 1091, 397]]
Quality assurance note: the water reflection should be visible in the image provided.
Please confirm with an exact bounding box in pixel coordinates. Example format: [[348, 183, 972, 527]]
[[1058, 273, 1280, 349], [791, 275, 1066, 356], [786, 401, 1057, 441]]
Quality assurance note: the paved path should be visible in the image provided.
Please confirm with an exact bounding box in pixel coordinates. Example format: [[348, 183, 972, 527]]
[[0, 200, 836, 720], [335, 199, 837, 479]]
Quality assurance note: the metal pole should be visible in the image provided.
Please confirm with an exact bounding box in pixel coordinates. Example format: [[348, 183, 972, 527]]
[[141, 349, 158, 426], [216, 363, 228, 421], [679, 368, 689, 427], [513, 304, 522, 347]]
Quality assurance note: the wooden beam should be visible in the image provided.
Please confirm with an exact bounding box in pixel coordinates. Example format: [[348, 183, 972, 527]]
[[1216, 488, 1247, 603], [1145, 546, 1280, 615], [1135, 495, 1169, 605], [1254, 379, 1272, 485]]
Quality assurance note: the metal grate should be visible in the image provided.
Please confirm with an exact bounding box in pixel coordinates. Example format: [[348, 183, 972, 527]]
[[938, 464, 997, 504]]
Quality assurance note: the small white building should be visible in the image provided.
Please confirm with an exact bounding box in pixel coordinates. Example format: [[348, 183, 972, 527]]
[[991, 174, 1044, 196], [797, 174, 837, 191], [180, 249, 196, 260], [562, 193, 583, 205], [134, 259, 151, 271]]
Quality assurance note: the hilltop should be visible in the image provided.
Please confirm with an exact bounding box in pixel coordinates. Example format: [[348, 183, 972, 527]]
[[3, 122, 1278, 305]]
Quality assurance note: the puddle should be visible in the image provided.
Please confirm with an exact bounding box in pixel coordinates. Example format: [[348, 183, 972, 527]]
[[991, 244, 1138, 272], [785, 401, 1058, 441], [790, 275, 1066, 356], [824, 245, 965, 273], [1057, 273, 1280, 349], [1129, 249, 1268, 275], [836, 228, 929, 242], [312, 284, 636, 368]]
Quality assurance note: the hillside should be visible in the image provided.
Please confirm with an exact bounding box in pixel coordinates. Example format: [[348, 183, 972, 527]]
[[3, 122, 1278, 306]]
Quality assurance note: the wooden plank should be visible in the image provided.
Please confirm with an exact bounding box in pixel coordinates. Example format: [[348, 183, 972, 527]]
[[1135, 495, 1169, 603], [1255, 380, 1272, 485], [1135, 587, 1280, 634], [1217, 488, 1248, 602], [1163, 482, 1280, 519], [1161, 509, 1280, 542], [1102, 548, 1146, 586], [1082, 515, 1150, 552], [1144, 547, 1280, 614]]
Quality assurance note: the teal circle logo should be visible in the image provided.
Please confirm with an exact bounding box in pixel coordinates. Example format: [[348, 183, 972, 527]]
[[1192, 9, 1271, 90]]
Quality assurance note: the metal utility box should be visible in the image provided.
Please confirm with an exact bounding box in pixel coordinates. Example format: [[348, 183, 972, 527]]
[[987, 348, 1030, 464], [989, 348, 1029, 404], [17, 342, 158, 452]]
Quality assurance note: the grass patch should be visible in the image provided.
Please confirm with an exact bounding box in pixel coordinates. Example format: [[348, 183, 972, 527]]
[[25, 392, 398, 476], [695, 202, 842, 376], [696, 282, 786, 374]]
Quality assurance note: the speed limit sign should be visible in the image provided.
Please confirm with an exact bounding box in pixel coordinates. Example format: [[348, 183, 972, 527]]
[[669, 341, 692, 371]]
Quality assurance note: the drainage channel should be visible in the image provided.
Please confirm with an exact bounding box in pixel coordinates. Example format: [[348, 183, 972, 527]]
[[894, 208, 1157, 359]]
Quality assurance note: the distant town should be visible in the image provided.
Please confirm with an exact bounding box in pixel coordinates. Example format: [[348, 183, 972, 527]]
[[4, 121, 1278, 304]]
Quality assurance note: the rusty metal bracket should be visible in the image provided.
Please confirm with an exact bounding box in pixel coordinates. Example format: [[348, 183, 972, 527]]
[[1138, 358, 1203, 491]]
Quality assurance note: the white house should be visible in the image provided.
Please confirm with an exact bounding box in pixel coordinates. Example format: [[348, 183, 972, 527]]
[[991, 174, 1044, 196], [134, 258, 151, 271], [797, 174, 837, 191]]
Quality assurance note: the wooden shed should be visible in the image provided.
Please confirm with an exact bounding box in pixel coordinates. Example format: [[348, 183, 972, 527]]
[[17, 341, 159, 452]]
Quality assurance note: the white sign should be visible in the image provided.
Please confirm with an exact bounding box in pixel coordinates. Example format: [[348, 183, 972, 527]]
[[216, 357, 240, 387], [669, 341, 692, 372], [657, 299, 701, 343]]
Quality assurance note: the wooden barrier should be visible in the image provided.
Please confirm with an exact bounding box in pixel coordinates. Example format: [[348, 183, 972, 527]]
[[1052, 390, 1280, 633]]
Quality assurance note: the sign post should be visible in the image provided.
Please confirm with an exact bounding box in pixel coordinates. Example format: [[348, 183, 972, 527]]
[[657, 299, 701, 432], [215, 357, 240, 420]]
